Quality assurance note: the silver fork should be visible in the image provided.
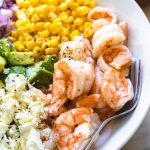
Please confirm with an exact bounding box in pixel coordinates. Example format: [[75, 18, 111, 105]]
[[82, 60, 142, 150]]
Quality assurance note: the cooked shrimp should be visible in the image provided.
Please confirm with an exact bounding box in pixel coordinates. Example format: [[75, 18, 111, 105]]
[[92, 24, 126, 58], [101, 69, 134, 111], [92, 18, 110, 33], [52, 58, 95, 100], [76, 94, 106, 109], [53, 107, 100, 150], [88, 6, 117, 23], [119, 21, 128, 45], [59, 36, 92, 62], [76, 65, 133, 111], [98, 45, 133, 71], [90, 65, 104, 94], [47, 98, 67, 117]]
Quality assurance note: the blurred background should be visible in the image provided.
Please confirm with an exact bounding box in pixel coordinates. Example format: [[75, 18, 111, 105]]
[[122, 0, 150, 150]]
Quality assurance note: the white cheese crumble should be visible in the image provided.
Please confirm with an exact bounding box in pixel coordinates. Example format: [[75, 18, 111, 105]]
[[0, 74, 55, 150]]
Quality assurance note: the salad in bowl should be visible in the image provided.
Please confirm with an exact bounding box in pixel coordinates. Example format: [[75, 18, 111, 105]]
[[0, 0, 143, 149]]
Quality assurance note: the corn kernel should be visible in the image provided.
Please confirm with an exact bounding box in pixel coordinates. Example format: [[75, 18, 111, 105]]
[[11, 31, 18, 38], [76, 6, 89, 16], [44, 22, 51, 30], [49, 5, 56, 12], [71, 11, 76, 17], [70, 30, 80, 40], [61, 36, 69, 42], [36, 22, 44, 31], [78, 25, 84, 32], [15, 20, 22, 28], [14, 41, 25, 51], [47, 37, 59, 47], [17, 26, 26, 34], [45, 47, 57, 55], [59, 12, 68, 23], [48, 12, 57, 21], [67, 16, 74, 23], [46, 0, 58, 5], [61, 28, 69, 36], [33, 46, 43, 60], [26, 41, 35, 50], [74, 18, 84, 26], [50, 23, 62, 34], [18, 35, 24, 42], [84, 22, 92, 28], [89, 1, 96, 8], [39, 4, 49, 14], [53, 18, 61, 23], [84, 27, 93, 37], [59, 2, 68, 11], [8, 36, 16, 42], [38, 30, 50, 38], [69, 2, 79, 10], [29, 0, 39, 6], [77, 0, 84, 5]]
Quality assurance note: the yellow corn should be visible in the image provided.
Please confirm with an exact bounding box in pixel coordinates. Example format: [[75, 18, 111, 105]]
[[70, 30, 80, 40], [14, 41, 25, 51], [45, 47, 57, 55], [38, 30, 49, 38], [84, 27, 93, 38], [25, 41, 35, 50], [76, 6, 89, 16], [12, 0, 96, 60], [74, 18, 84, 26]]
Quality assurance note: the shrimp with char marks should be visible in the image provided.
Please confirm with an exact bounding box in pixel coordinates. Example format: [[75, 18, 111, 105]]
[[53, 107, 100, 150]]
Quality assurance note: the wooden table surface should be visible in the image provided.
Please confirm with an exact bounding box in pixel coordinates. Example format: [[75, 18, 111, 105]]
[[122, 5, 150, 150]]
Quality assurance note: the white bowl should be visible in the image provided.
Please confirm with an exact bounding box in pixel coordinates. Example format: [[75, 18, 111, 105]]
[[95, 0, 150, 150]]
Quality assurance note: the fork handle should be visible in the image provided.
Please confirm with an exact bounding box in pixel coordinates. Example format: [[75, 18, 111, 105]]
[[83, 117, 113, 150]]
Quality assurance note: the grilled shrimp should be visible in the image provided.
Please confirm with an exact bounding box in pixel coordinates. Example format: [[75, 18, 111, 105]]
[[98, 45, 133, 71], [59, 36, 92, 61], [53, 107, 100, 150], [48, 58, 95, 116], [101, 69, 133, 111], [76, 94, 106, 109], [92, 18, 110, 33], [53, 58, 95, 100], [92, 24, 126, 58], [76, 65, 133, 111], [88, 6, 117, 23]]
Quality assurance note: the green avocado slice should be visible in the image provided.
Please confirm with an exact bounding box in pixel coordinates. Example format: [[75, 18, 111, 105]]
[[5, 52, 34, 66], [0, 56, 6, 73]]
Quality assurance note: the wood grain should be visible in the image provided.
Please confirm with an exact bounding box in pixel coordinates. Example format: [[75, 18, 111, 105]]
[[122, 5, 150, 150]]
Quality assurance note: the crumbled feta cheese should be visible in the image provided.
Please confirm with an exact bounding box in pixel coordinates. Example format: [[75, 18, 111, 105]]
[[0, 74, 54, 150], [26, 128, 44, 150]]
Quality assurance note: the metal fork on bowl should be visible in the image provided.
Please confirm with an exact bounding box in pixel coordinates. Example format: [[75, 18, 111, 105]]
[[82, 60, 142, 150]]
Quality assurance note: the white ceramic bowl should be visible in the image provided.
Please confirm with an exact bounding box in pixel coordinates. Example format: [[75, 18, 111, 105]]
[[95, 0, 150, 150]]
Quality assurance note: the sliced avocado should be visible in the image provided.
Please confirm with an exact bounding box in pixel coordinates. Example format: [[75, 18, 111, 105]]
[[0, 39, 16, 56], [5, 52, 34, 66], [26, 65, 53, 87], [40, 55, 57, 72], [9, 66, 26, 76], [0, 80, 4, 88], [0, 56, 6, 73]]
